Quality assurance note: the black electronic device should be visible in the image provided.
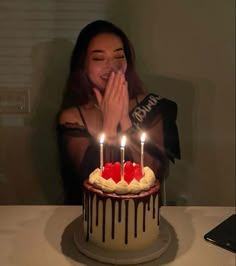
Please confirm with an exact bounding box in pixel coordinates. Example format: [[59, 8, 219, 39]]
[[204, 214, 236, 253]]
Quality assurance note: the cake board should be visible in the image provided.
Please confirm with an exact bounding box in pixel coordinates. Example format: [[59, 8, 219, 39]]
[[73, 215, 171, 265]]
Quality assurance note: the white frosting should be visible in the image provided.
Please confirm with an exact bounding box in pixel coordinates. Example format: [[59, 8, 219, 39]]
[[89, 166, 156, 194]]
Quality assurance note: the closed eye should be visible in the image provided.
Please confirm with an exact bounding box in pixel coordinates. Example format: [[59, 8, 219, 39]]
[[92, 58, 104, 61]]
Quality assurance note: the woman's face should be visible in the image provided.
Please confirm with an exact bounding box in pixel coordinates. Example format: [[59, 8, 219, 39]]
[[85, 33, 127, 91]]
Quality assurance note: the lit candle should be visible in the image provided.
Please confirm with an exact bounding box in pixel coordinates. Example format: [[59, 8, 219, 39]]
[[120, 135, 126, 181], [141, 133, 146, 175], [100, 133, 105, 174]]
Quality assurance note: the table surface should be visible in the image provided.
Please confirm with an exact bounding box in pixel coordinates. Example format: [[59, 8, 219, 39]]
[[0, 206, 235, 266]]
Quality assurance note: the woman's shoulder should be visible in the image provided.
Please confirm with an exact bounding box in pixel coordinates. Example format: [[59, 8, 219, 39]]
[[58, 106, 82, 125], [137, 94, 146, 102], [129, 93, 146, 110]]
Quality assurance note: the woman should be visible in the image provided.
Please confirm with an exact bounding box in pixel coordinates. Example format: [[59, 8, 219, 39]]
[[57, 20, 180, 205]]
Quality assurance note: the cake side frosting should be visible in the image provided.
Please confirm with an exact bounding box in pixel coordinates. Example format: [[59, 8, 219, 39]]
[[83, 161, 161, 251], [83, 179, 160, 251], [89, 165, 156, 194]]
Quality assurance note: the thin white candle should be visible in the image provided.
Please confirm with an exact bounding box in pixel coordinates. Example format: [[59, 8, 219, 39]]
[[100, 133, 105, 174], [141, 133, 146, 175], [120, 135, 126, 181]]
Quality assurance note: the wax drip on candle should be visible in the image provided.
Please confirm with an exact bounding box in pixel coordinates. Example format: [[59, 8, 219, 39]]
[[141, 133, 146, 176], [120, 136, 126, 181], [100, 133, 105, 174]]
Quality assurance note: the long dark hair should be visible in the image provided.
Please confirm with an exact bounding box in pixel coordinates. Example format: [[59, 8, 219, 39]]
[[62, 20, 144, 108]]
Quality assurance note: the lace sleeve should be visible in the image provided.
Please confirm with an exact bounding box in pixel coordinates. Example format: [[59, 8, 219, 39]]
[[57, 122, 127, 204], [57, 122, 92, 168], [57, 122, 127, 174], [57, 122, 95, 204]]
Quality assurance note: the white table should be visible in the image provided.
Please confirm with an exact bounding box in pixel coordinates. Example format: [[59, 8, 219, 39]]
[[0, 206, 235, 266]]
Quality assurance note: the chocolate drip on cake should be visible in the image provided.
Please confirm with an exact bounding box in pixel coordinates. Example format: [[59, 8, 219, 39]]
[[118, 200, 122, 222], [83, 180, 160, 245], [133, 196, 151, 238], [102, 199, 106, 242], [90, 193, 94, 233], [83, 189, 89, 241], [143, 198, 147, 232], [153, 193, 157, 219], [111, 200, 116, 239], [147, 198, 150, 211], [124, 200, 129, 244], [134, 199, 141, 238], [96, 195, 99, 226]]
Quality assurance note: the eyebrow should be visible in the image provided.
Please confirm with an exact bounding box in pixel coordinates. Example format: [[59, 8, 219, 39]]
[[91, 48, 124, 53]]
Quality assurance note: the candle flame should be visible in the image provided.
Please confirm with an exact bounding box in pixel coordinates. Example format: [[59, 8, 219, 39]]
[[100, 133, 105, 144], [121, 135, 126, 147], [141, 132, 146, 143]]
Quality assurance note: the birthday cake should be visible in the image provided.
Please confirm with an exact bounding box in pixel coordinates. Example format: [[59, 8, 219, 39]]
[[82, 161, 161, 251]]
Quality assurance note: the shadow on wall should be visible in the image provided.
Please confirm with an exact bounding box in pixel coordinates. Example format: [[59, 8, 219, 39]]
[[30, 38, 74, 204], [142, 74, 196, 205]]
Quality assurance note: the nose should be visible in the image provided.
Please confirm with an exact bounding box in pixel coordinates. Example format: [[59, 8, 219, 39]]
[[105, 58, 121, 72]]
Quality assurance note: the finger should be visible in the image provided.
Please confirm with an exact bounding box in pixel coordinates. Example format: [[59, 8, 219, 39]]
[[124, 80, 129, 99], [120, 80, 128, 102], [104, 71, 115, 99], [118, 74, 127, 100], [93, 87, 103, 107], [110, 71, 123, 99]]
